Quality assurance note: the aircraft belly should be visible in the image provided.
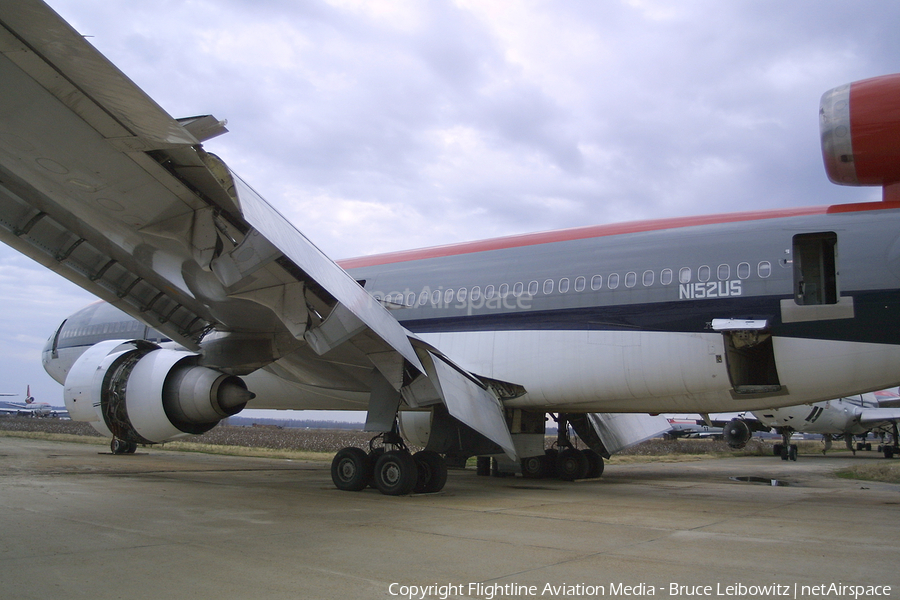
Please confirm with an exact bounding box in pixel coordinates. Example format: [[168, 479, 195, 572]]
[[420, 330, 735, 412], [772, 337, 900, 404]]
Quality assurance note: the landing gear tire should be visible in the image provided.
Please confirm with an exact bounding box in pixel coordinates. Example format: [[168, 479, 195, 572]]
[[544, 448, 559, 478], [366, 447, 385, 488], [413, 450, 447, 493], [521, 454, 549, 479], [885, 446, 895, 459], [111, 438, 130, 455], [373, 450, 418, 496], [773, 443, 783, 457], [583, 449, 604, 478], [556, 448, 589, 481], [331, 447, 371, 492], [788, 444, 798, 461]]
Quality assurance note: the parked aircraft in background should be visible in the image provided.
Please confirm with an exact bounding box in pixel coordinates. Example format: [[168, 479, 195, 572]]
[[664, 417, 725, 440], [0, 386, 68, 418], [720, 391, 900, 460], [3, 2, 900, 494]]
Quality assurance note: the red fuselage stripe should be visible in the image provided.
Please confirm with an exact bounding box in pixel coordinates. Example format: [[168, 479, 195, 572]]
[[338, 201, 900, 269]]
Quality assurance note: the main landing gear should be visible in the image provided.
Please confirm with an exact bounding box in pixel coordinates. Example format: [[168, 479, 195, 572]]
[[772, 429, 797, 461], [518, 414, 604, 481], [331, 430, 448, 496], [879, 423, 899, 459]]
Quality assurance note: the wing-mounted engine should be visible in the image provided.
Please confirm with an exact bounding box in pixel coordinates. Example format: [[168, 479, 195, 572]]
[[723, 418, 752, 449], [64, 339, 253, 446]]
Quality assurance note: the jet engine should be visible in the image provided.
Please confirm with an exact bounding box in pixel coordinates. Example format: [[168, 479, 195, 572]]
[[820, 73, 900, 188], [64, 339, 253, 445], [723, 418, 752, 449]]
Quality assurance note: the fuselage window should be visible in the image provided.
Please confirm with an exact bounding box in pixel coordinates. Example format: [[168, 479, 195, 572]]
[[543, 279, 554, 294], [406, 292, 416, 305], [444, 289, 455, 304], [625, 272, 637, 288], [793, 232, 838, 305], [418, 291, 429, 305], [471, 286, 481, 301], [559, 278, 570, 293], [528, 280, 539, 296], [698, 265, 711, 282], [758, 261, 772, 278], [590, 275, 602, 290], [608, 273, 620, 289], [513, 282, 524, 297], [717, 264, 730, 281], [484, 285, 495, 299], [499, 283, 509, 298], [574, 276, 586, 292], [661, 268, 673, 285], [431, 289, 442, 304], [457, 288, 467, 303], [737, 262, 751, 279], [642, 270, 654, 286], [679, 267, 691, 284]]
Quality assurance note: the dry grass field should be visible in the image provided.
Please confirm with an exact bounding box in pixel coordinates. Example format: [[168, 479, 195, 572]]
[[2, 415, 897, 483]]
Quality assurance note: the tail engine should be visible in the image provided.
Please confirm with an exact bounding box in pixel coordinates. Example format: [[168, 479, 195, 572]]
[[64, 340, 253, 445], [820, 73, 900, 192]]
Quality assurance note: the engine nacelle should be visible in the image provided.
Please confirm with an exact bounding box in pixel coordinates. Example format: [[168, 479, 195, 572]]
[[723, 418, 752, 449], [64, 340, 253, 444], [821, 73, 900, 188]]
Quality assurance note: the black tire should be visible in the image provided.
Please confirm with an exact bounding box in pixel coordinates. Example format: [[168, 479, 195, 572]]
[[544, 448, 559, 478], [125, 441, 138, 454], [366, 447, 385, 488], [373, 450, 417, 496], [331, 447, 370, 491], [111, 438, 128, 455], [521, 454, 549, 479], [583, 449, 604, 478], [556, 448, 589, 481], [789, 445, 798, 461], [476, 456, 491, 476], [885, 446, 895, 459], [413, 450, 448, 493]]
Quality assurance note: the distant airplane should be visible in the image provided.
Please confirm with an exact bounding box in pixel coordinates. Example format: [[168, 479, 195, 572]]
[[664, 418, 725, 440], [0, 385, 68, 418], [717, 390, 900, 460], [3, 1, 900, 494]]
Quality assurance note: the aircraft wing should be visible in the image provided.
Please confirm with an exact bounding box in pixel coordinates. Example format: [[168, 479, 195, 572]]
[[859, 408, 900, 426], [0, 1, 516, 458]]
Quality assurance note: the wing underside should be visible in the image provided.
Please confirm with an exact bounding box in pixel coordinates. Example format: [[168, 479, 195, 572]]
[[0, 0, 517, 458]]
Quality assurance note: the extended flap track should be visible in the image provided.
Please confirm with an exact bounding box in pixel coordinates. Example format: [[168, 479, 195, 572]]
[[0, 180, 214, 347]]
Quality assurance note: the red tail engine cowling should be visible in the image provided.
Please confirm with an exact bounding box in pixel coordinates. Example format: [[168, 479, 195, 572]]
[[64, 340, 254, 444], [821, 73, 900, 199]]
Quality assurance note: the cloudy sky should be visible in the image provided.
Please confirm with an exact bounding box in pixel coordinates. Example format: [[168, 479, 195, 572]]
[[1, 0, 898, 410]]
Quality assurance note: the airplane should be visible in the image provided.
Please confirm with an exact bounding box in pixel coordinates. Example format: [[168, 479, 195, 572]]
[[663, 417, 725, 440], [0, 385, 67, 418], [719, 391, 900, 460], [3, 1, 900, 495]]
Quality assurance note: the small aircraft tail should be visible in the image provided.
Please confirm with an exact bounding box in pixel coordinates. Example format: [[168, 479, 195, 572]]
[[24, 385, 34, 404]]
